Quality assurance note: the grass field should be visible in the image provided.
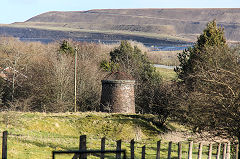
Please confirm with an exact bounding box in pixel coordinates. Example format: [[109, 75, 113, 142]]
[[0, 112, 165, 159], [0, 111, 232, 159], [155, 67, 177, 81]]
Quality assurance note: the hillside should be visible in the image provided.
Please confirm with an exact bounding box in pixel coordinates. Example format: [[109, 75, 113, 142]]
[[0, 111, 229, 158], [2, 8, 240, 44], [0, 25, 187, 45], [0, 111, 190, 159]]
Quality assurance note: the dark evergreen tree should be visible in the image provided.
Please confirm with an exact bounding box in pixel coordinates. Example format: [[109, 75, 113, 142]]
[[173, 20, 240, 153], [175, 20, 227, 83], [59, 40, 74, 55]]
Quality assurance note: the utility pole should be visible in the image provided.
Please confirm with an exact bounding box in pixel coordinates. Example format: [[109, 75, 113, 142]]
[[74, 47, 77, 112]]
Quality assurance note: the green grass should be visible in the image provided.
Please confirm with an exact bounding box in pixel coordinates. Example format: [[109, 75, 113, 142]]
[[0, 112, 167, 159], [156, 67, 177, 81], [0, 111, 231, 159]]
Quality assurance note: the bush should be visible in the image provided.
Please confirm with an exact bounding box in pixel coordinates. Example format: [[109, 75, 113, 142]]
[[0, 37, 110, 112]]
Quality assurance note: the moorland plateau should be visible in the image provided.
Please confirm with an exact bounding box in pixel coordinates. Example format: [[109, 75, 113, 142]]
[[1, 8, 240, 44]]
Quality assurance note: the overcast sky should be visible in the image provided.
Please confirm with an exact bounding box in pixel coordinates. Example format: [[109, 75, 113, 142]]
[[0, 0, 239, 24]]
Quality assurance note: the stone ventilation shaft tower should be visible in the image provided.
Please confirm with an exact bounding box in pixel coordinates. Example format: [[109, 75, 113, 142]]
[[100, 72, 135, 114]]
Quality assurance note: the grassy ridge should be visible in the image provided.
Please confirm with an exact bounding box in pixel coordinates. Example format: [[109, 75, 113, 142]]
[[2, 9, 240, 44]]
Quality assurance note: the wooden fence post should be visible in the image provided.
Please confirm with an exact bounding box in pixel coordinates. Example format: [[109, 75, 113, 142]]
[[216, 143, 221, 159], [2, 131, 8, 159], [223, 143, 227, 159], [168, 141, 172, 159], [130, 139, 135, 159], [116, 140, 122, 159], [235, 143, 239, 159], [226, 142, 231, 159], [52, 151, 55, 159], [142, 145, 146, 159], [79, 135, 87, 159], [156, 140, 161, 159], [178, 142, 182, 159], [100, 137, 105, 159], [208, 143, 212, 159], [188, 141, 193, 159], [198, 142, 203, 159]]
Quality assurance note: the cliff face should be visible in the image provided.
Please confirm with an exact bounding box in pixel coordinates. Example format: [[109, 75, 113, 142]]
[[2, 8, 240, 43]]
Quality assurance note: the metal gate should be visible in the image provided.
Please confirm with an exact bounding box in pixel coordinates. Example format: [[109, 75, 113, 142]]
[[52, 149, 127, 159]]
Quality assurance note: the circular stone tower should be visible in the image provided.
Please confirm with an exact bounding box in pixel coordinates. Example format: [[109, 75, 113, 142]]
[[100, 72, 135, 113]]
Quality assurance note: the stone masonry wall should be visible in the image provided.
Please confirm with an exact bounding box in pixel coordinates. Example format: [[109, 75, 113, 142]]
[[100, 80, 135, 113]]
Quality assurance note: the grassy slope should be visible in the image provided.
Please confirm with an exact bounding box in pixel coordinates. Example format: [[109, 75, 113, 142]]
[[0, 112, 179, 159], [150, 50, 178, 81], [1, 9, 240, 44], [0, 111, 222, 159], [156, 67, 177, 81], [11, 8, 240, 42]]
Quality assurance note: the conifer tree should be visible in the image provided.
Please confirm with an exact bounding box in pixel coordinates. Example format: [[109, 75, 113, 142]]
[[175, 20, 227, 83], [59, 40, 74, 55], [173, 21, 240, 152]]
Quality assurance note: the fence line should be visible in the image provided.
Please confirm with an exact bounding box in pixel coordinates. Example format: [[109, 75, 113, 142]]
[[1, 131, 240, 159], [69, 135, 239, 159]]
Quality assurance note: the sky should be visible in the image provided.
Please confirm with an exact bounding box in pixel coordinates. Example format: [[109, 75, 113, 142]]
[[0, 0, 240, 24]]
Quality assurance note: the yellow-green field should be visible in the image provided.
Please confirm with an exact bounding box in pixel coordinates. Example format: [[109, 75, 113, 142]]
[[0, 111, 228, 159], [156, 67, 177, 81], [0, 112, 164, 159]]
